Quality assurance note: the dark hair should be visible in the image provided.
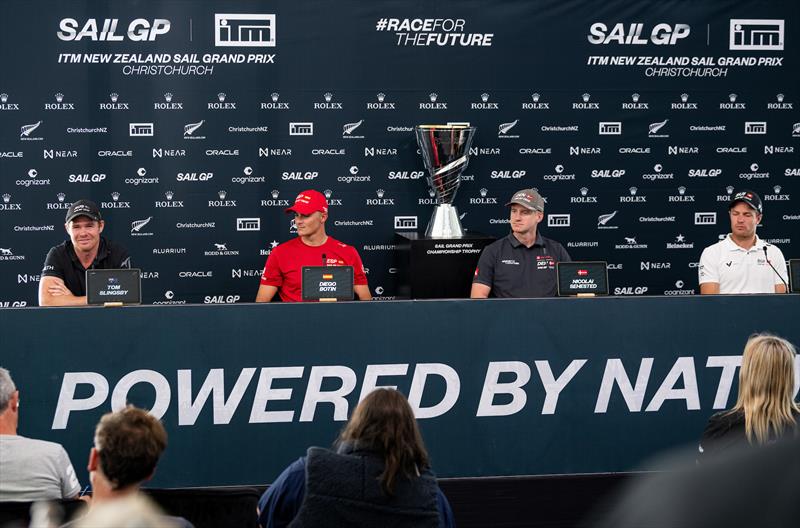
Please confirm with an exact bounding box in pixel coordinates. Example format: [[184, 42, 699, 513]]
[[94, 406, 167, 490], [338, 389, 430, 495]]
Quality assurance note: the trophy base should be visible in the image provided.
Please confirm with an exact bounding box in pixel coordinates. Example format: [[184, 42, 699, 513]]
[[425, 204, 464, 238]]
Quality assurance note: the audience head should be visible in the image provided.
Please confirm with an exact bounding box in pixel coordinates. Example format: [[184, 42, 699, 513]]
[[734, 333, 799, 444], [0, 367, 17, 413], [338, 389, 430, 494], [91, 406, 168, 491]]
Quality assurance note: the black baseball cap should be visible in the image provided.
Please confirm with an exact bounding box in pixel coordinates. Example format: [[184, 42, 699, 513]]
[[65, 199, 102, 223], [728, 189, 762, 214]]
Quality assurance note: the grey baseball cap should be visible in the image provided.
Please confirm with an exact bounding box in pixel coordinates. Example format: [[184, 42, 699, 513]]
[[65, 199, 102, 223], [505, 189, 545, 212]]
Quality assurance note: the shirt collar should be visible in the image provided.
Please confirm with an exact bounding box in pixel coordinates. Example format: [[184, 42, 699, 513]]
[[722, 234, 764, 252], [66, 237, 109, 266], [507, 232, 544, 249]]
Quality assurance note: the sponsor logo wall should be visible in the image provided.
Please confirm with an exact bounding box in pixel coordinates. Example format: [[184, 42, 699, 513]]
[[0, 1, 797, 304]]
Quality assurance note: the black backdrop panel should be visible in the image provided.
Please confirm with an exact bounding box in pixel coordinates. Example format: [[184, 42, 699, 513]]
[[1, 0, 798, 305]]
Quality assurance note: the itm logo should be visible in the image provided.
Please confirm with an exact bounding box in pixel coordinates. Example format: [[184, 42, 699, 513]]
[[745, 121, 767, 135], [599, 122, 622, 135], [694, 212, 717, 225], [129, 123, 153, 136], [236, 217, 260, 231], [289, 122, 313, 136], [730, 19, 784, 51], [394, 216, 418, 230], [547, 214, 571, 227], [215, 14, 276, 47]]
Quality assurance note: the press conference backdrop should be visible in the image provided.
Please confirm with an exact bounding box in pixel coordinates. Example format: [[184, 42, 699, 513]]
[[0, 0, 798, 305], [2, 296, 799, 488]]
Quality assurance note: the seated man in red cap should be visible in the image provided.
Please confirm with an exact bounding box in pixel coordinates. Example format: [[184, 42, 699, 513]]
[[255, 190, 371, 302]]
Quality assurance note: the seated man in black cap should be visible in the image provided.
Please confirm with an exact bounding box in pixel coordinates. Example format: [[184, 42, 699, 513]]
[[471, 188, 571, 298], [38, 199, 131, 306]]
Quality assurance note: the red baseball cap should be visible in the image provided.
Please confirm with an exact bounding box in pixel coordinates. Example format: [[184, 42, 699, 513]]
[[286, 190, 328, 215]]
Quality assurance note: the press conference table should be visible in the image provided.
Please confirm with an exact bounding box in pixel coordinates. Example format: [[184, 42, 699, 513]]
[[2, 294, 798, 488]]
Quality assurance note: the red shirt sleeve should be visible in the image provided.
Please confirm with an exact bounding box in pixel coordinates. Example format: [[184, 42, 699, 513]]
[[348, 247, 368, 286], [260, 247, 283, 287]]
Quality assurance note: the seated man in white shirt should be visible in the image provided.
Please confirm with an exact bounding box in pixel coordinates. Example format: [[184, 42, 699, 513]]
[[698, 189, 788, 294]]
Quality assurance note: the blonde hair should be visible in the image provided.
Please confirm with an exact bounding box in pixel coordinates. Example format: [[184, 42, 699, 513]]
[[731, 333, 799, 444]]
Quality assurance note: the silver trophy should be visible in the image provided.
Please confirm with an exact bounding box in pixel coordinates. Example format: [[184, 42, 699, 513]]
[[415, 125, 477, 238]]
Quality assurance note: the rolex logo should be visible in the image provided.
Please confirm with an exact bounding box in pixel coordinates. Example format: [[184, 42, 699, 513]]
[[480, 188, 488, 197], [531, 93, 540, 102], [629, 187, 638, 195], [271, 92, 279, 102], [728, 93, 737, 103], [218, 190, 227, 200], [2, 194, 10, 203], [632, 93, 640, 102], [57, 192, 66, 202], [680, 93, 689, 103], [726, 186, 734, 194], [376, 189, 385, 198], [429, 92, 438, 102], [774, 185, 782, 193], [111, 191, 120, 201], [324, 189, 333, 199], [678, 186, 686, 195], [110, 93, 119, 103], [55, 93, 64, 103], [377, 92, 386, 102], [428, 188, 436, 198], [0, 93, 8, 103], [271, 189, 279, 199], [217, 92, 226, 102], [777, 93, 785, 103], [324, 92, 333, 102], [164, 92, 173, 102], [580, 187, 588, 196], [165, 191, 174, 200], [481, 93, 490, 102], [582, 93, 591, 103]]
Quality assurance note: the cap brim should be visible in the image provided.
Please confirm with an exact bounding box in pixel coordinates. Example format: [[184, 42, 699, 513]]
[[285, 205, 318, 215], [505, 199, 541, 211], [66, 213, 101, 223]]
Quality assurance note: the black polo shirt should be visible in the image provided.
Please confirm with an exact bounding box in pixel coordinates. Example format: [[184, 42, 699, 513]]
[[41, 237, 131, 297], [472, 232, 571, 298]]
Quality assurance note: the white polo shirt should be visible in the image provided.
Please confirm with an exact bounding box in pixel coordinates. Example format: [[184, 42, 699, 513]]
[[698, 235, 788, 293]]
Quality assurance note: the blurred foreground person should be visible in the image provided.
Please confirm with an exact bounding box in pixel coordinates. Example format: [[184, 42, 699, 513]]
[[0, 367, 82, 501], [699, 333, 799, 457], [257, 389, 454, 528]]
